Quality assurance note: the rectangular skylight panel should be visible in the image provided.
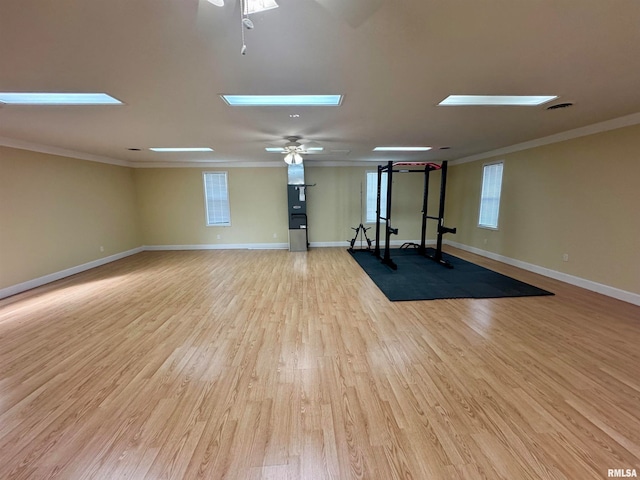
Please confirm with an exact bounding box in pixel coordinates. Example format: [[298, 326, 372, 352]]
[[221, 95, 343, 106], [374, 146, 432, 152], [150, 147, 214, 152], [438, 95, 558, 106], [0, 92, 123, 105], [244, 0, 279, 14]]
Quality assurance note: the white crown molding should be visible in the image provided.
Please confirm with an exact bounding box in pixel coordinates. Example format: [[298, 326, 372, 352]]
[[3, 110, 640, 169], [303, 161, 389, 167], [131, 161, 286, 168], [131, 160, 386, 168], [0, 136, 131, 167], [445, 240, 640, 307], [450, 111, 640, 166]]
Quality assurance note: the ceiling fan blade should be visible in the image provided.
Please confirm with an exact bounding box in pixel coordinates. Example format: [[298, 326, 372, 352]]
[[313, 0, 385, 28], [196, 0, 237, 28], [301, 140, 322, 149]]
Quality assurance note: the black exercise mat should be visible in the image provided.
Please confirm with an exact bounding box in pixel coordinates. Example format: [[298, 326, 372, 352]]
[[349, 248, 554, 301]]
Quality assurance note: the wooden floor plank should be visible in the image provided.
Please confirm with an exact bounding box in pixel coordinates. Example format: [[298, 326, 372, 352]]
[[0, 247, 639, 479]]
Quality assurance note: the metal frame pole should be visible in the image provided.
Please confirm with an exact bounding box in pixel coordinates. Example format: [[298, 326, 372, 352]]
[[374, 164, 383, 258], [383, 161, 394, 265], [419, 165, 430, 253]]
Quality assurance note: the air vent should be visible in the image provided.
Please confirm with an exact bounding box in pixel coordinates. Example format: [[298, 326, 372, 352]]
[[546, 102, 573, 110]]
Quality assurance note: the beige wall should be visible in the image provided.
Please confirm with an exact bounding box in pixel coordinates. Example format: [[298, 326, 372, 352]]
[[446, 124, 640, 295], [306, 165, 442, 244], [134, 167, 289, 246], [0, 147, 140, 289], [12, 122, 637, 298], [1, 155, 435, 291], [134, 165, 434, 247]]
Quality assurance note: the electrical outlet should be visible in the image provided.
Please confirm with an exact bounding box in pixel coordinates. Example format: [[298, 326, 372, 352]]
[[273, 233, 277, 238], [562, 253, 569, 262], [216, 234, 221, 240], [483, 238, 487, 245], [99, 246, 104, 252]]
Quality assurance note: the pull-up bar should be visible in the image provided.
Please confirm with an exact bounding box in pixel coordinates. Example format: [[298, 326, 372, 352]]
[[393, 161, 442, 169], [373, 160, 457, 270]]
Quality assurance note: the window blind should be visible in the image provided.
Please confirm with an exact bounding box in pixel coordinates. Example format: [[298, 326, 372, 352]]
[[203, 172, 231, 226], [478, 162, 503, 228]]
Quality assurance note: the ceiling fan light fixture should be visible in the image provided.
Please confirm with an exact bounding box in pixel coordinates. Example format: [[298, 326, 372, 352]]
[[207, 0, 225, 6], [284, 152, 303, 165]]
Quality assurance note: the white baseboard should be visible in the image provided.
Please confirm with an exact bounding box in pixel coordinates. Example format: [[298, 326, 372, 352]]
[[143, 243, 289, 251], [15, 240, 634, 308], [310, 241, 350, 248], [311, 239, 430, 248], [145, 240, 430, 250], [0, 247, 144, 300], [445, 240, 640, 307], [0, 239, 439, 300]]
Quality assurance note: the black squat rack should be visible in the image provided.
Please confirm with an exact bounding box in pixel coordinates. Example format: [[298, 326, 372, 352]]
[[374, 160, 457, 270]]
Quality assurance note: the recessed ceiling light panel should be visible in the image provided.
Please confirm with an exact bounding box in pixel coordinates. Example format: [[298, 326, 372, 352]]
[[150, 147, 214, 152], [0, 92, 123, 105], [220, 95, 343, 106], [373, 146, 432, 152], [438, 95, 558, 106]]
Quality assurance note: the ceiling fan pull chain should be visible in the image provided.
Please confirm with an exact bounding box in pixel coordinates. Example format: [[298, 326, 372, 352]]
[[240, 0, 247, 55]]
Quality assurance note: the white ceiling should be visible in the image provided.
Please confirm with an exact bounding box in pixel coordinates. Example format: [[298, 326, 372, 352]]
[[1, 0, 640, 167]]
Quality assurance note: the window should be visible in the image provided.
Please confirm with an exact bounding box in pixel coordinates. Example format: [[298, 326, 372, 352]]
[[203, 172, 231, 226], [478, 162, 504, 229], [366, 170, 387, 223]]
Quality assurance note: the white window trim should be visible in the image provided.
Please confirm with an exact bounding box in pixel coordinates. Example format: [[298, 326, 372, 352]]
[[203, 171, 231, 227], [478, 161, 504, 230]]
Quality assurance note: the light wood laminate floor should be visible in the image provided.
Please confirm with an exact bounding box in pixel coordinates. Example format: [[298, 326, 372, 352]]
[[0, 247, 639, 479]]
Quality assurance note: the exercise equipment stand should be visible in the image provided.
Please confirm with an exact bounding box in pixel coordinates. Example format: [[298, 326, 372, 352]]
[[348, 223, 373, 252], [348, 181, 374, 252], [373, 160, 457, 269]]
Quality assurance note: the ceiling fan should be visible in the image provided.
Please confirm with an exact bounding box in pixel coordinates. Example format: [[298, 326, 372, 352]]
[[206, 0, 278, 16], [268, 136, 325, 164], [206, 0, 385, 28], [204, 0, 276, 53]]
